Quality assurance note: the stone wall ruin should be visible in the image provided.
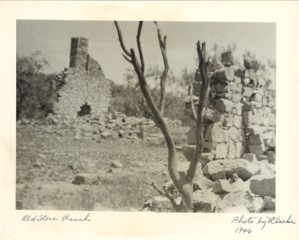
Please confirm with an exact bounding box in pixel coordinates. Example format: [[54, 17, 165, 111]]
[[183, 51, 276, 165], [53, 37, 111, 118], [176, 51, 277, 212]]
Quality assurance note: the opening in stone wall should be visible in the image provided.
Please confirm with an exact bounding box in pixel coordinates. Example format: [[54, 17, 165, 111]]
[[77, 103, 91, 117]]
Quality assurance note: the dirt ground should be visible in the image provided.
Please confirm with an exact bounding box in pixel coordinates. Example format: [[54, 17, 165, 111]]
[[16, 124, 187, 211]]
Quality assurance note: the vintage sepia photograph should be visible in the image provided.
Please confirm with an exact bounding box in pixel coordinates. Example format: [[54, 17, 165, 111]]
[[16, 20, 276, 213]]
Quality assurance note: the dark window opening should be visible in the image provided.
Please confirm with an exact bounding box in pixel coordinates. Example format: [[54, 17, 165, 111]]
[[77, 103, 91, 117]]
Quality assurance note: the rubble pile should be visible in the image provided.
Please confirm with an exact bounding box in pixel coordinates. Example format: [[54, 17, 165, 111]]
[[17, 111, 182, 145]]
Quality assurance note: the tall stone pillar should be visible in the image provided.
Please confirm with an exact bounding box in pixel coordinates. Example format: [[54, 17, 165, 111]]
[[69, 37, 88, 70]]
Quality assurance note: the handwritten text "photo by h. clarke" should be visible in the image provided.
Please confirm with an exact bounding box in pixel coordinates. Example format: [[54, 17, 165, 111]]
[[231, 214, 296, 234]]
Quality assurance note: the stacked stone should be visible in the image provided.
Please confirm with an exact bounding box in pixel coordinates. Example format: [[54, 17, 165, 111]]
[[241, 58, 276, 159], [53, 68, 110, 118], [183, 51, 276, 164], [208, 63, 245, 160], [86, 55, 102, 73], [53, 37, 111, 119], [69, 37, 88, 70]]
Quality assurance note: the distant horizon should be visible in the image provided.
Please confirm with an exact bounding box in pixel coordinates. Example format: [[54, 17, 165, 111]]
[[17, 20, 276, 84]]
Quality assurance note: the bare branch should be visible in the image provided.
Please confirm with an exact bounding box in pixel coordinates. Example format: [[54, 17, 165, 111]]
[[154, 22, 166, 49], [114, 21, 132, 57], [130, 49, 142, 75], [138, 99, 161, 128], [144, 181, 165, 196], [189, 81, 198, 121], [137, 21, 145, 74], [122, 54, 132, 63], [197, 41, 202, 60], [151, 182, 165, 196], [154, 21, 169, 116]]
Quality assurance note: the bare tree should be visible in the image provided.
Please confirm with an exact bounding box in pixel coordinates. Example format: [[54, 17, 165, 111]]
[[114, 21, 210, 212]]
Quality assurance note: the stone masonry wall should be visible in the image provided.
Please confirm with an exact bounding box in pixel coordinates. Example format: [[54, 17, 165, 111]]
[[183, 52, 276, 163], [53, 37, 111, 118]]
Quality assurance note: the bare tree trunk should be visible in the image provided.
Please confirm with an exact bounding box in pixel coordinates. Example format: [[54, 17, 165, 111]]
[[114, 21, 209, 212], [187, 41, 210, 181]]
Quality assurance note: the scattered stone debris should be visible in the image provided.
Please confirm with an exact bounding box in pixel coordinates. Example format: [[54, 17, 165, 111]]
[[17, 111, 182, 146]]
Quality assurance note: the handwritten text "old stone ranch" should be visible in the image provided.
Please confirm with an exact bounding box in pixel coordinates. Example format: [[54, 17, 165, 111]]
[[21, 213, 91, 222]]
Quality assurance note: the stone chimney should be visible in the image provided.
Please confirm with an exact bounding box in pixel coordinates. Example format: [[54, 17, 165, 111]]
[[69, 37, 88, 70]]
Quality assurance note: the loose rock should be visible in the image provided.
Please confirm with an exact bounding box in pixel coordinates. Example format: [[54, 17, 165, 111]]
[[193, 190, 220, 212], [111, 161, 123, 168], [249, 175, 275, 198], [72, 173, 99, 185], [150, 196, 174, 212], [203, 158, 261, 181]]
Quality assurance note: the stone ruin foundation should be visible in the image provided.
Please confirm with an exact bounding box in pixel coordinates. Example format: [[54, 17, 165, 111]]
[[53, 37, 111, 118]]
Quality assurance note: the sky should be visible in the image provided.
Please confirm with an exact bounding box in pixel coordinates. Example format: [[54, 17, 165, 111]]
[[17, 20, 276, 84]]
